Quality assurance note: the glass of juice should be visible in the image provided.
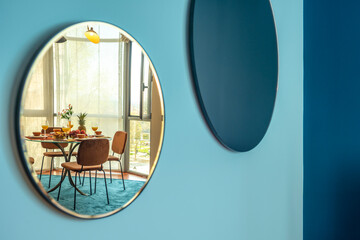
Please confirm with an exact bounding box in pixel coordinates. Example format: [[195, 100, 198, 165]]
[[91, 122, 99, 135], [41, 120, 49, 135]]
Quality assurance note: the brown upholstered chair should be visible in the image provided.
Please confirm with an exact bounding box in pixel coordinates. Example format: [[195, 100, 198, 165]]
[[40, 127, 77, 188], [57, 139, 110, 210], [107, 131, 127, 190]]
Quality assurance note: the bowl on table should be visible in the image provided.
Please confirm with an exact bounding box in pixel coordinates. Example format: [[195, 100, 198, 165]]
[[95, 131, 102, 136], [52, 131, 66, 140], [33, 132, 41, 136], [77, 134, 86, 139]]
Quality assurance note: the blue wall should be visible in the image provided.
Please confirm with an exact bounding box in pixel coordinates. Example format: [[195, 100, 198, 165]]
[[0, 0, 303, 239], [304, 1, 360, 239]]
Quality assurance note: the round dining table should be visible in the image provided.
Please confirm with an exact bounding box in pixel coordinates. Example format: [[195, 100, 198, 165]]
[[25, 136, 111, 196]]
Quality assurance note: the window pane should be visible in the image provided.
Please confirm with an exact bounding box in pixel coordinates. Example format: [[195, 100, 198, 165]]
[[130, 43, 142, 116], [142, 58, 150, 118], [129, 120, 150, 175]]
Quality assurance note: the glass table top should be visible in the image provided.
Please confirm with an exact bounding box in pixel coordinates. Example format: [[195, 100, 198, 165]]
[[24, 136, 111, 143]]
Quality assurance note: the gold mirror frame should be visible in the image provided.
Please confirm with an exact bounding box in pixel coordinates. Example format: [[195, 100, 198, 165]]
[[14, 21, 165, 219]]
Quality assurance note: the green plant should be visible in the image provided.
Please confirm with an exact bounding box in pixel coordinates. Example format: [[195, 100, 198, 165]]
[[58, 104, 73, 120]]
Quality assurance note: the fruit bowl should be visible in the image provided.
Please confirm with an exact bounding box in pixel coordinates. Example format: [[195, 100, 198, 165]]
[[69, 129, 87, 139], [53, 132, 66, 140]]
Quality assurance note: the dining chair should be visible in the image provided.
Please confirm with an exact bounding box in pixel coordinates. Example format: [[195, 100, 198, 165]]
[[40, 127, 77, 188], [57, 139, 110, 210], [107, 131, 127, 190]]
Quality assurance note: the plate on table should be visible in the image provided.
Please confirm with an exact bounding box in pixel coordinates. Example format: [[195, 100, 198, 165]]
[[74, 137, 90, 141], [25, 135, 47, 139]]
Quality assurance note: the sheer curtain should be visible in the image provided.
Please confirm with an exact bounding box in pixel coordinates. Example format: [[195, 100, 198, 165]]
[[54, 31, 125, 133], [21, 49, 55, 171], [53, 26, 127, 169]]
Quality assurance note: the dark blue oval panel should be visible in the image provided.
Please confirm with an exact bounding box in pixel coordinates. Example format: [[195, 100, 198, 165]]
[[189, 0, 278, 152]]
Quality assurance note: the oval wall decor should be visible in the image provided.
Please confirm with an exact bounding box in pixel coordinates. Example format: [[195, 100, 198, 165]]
[[15, 21, 165, 218], [189, 0, 278, 152]]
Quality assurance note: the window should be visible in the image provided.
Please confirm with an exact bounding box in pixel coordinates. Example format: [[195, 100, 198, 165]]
[[129, 42, 152, 120], [128, 43, 153, 175]]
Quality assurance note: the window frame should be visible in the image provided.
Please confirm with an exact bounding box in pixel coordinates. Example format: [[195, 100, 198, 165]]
[[128, 42, 152, 121]]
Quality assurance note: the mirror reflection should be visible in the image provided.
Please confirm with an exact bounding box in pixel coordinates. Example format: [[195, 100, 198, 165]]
[[18, 22, 164, 218]]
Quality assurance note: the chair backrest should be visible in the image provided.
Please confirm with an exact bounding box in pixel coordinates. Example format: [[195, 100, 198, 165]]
[[77, 139, 109, 166], [111, 131, 127, 154], [41, 127, 68, 149]]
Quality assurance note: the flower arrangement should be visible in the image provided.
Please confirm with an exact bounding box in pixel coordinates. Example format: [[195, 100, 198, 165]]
[[58, 104, 73, 120]]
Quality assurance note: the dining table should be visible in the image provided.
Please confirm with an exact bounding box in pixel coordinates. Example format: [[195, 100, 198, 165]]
[[25, 135, 112, 196]]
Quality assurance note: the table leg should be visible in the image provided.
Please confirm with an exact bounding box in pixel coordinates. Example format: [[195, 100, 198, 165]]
[[47, 142, 87, 196], [47, 168, 68, 192]]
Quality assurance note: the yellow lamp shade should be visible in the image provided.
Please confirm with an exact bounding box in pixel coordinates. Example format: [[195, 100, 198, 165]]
[[85, 27, 100, 44]]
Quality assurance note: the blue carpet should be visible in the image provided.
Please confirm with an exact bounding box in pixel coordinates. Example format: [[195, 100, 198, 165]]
[[39, 174, 145, 215]]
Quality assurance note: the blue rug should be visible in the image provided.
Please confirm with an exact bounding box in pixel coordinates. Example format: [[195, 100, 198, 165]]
[[39, 174, 145, 215]]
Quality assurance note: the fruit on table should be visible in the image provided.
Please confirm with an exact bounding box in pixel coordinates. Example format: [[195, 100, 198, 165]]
[[69, 129, 87, 138], [77, 112, 87, 132], [53, 131, 66, 139]]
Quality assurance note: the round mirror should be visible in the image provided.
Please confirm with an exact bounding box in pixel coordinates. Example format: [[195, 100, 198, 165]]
[[15, 22, 164, 218], [189, 0, 278, 151]]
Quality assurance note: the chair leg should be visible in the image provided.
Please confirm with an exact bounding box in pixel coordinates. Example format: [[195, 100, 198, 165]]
[[94, 170, 97, 194], [119, 160, 125, 190], [48, 157, 54, 188], [74, 172, 78, 210], [103, 170, 109, 204], [57, 168, 65, 201], [40, 156, 45, 180], [78, 172, 81, 185], [109, 161, 112, 183], [82, 171, 86, 186], [89, 171, 92, 195]]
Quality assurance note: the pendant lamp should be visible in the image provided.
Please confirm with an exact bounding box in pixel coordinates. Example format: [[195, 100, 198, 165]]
[[85, 26, 100, 44]]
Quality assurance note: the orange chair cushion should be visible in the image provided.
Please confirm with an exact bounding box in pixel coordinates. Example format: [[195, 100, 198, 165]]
[[43, 151, 78, 157], [107, 155, 120, 161], [61, 162, 102, 171]]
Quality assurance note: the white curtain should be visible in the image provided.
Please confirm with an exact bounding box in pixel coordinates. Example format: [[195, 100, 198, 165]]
[[54, 29, 126, 136], [21, 49, 56, 171]]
